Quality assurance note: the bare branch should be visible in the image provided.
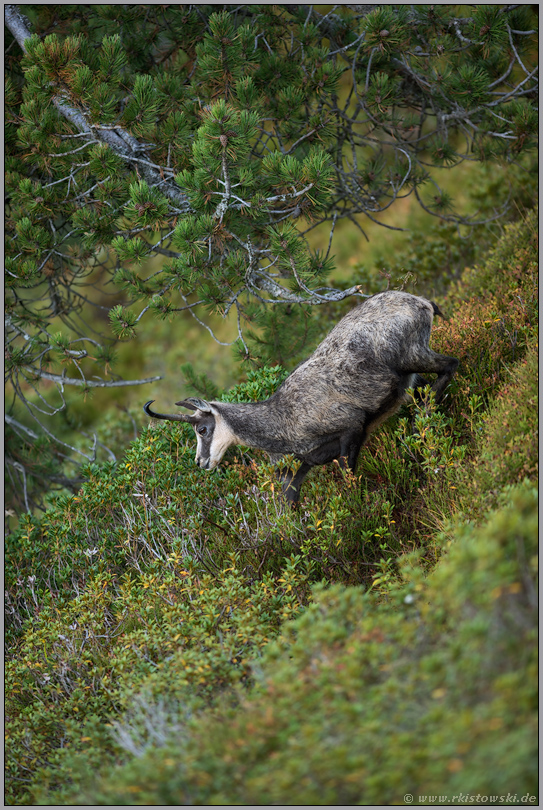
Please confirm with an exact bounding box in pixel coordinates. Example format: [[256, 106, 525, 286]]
[[5, 414, 39, 440], [249, 272, 367, 305], [35, 371, 163, 389]]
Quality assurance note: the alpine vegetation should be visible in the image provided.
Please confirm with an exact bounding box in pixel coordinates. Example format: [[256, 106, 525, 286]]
[[144, 291, 458, 502]]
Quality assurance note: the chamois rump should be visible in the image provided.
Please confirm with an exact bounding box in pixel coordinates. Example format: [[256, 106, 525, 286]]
[[143, 291, 458, 503]]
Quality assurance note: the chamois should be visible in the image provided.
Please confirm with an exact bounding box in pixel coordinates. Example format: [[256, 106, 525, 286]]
[[144, 291, 458, 503]]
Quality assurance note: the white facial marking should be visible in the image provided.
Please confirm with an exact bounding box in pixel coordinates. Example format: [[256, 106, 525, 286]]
[[209, 415, 237, 468], [194, 411, 237, 470]]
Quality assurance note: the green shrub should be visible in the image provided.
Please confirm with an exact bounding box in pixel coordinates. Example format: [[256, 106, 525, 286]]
[[5, 210, 539, 805], [65, 483, 538, 806], [5, 548, 311, 805], [5, 365, 312, 805], [429, 210, 538, 425], [471, 340, 538, 506]]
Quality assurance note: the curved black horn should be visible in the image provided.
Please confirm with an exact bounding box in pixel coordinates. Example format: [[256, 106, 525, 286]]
[[143, 401, 193, 422]]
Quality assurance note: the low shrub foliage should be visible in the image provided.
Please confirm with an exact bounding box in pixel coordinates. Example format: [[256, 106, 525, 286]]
[[73, 482, 538, 806], [5, 211, 538, 805]]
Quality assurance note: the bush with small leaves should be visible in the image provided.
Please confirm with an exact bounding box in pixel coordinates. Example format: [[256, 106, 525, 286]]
[[5, 210, 539, 805], [60, 483, 537, 806]]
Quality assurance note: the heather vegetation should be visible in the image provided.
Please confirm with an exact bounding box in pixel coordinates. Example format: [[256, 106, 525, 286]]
[[4, 4, 538, 806], [5, 210, 538, 805]]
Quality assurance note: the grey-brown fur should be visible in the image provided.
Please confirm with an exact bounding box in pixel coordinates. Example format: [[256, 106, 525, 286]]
[[144, 291, 458, 503]]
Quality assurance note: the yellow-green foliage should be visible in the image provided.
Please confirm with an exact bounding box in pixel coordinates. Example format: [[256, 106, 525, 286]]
[[433, 210, 538, 409], [5, 541, 310, 803], [5, 212, 539, 806], [69, 483, 538, 807], [474, 340, 538, 498]]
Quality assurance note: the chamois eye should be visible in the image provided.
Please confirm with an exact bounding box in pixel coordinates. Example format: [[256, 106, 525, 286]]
[[197, 425, 208, 436]]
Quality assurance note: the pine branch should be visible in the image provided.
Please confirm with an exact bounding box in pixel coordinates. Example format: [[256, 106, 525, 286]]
[[4, 4, 191, 212]]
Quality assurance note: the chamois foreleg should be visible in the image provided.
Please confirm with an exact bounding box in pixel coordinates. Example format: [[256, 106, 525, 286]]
[[338, 430, 366, 473], [279, 461, 313, 505]]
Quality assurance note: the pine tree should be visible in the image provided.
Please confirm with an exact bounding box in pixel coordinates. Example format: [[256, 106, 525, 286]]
[[4, 4, 538, 511]]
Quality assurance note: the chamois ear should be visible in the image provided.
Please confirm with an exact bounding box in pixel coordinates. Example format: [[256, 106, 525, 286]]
[[175, 397, 213, 413]]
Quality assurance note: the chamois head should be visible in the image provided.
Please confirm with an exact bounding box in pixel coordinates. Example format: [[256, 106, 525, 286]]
[[143, 398, 234, 470]]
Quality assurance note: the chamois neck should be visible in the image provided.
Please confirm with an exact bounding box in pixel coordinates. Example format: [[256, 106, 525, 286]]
[[215, 398, 296, 453]]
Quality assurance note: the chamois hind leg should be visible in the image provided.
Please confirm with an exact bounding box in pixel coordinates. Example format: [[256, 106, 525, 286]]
[[431, 355, 459, 401], [409, 350, 459, 403]]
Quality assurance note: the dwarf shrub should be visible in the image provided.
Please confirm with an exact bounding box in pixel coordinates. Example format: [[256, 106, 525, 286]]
[[469, 340, 538, 511], [5, 548, 311, 804], [64, 483, 538, 806], [5, 210, 539, 805]]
